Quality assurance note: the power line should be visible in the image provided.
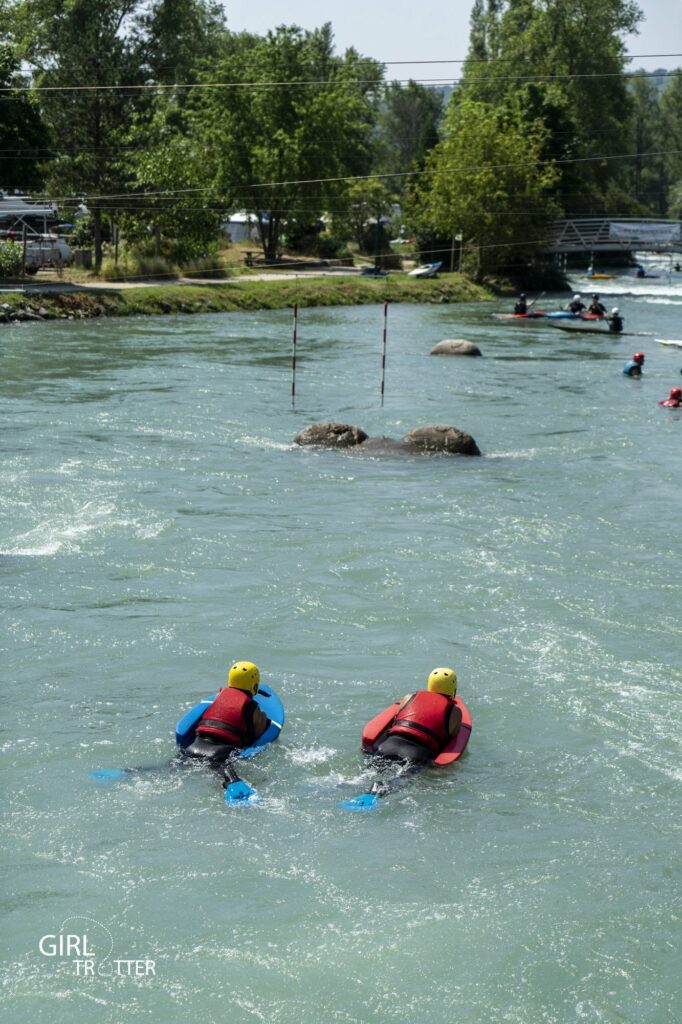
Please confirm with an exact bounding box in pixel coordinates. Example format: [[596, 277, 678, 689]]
[[1, 65, 680, 94], [11, 146, 679, 210]]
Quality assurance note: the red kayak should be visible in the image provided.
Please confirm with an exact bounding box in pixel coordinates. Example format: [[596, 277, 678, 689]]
[[361, 696, 472, 767]]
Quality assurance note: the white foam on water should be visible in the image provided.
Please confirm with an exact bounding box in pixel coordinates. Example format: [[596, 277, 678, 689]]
[[287, 744, 337, 766]]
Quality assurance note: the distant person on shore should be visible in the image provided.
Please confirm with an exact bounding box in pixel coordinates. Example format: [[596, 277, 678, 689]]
[[608, 307, 624, 333], [514, 293, 528, 315], [659, 387, 682, 408], [586, 294, 607, 317], [565, 293, 586, 314], [623, 352, 644, 377]]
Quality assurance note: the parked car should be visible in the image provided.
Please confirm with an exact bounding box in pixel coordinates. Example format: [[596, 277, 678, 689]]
[[24, 235, 74, 274]]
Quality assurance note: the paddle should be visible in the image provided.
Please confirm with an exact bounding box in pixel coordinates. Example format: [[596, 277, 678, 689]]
[[223, 763, 259, 805], [526, 290, 545, 310]]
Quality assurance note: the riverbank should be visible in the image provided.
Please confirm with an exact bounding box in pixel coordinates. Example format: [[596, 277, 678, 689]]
[[0, 273, 492, 322]]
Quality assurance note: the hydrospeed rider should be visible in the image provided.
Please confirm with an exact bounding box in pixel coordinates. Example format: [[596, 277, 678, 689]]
[[659, 386, 682, 408], [374, 667, 462, 764], [182, 661, 270, 763], [623, 352, 644, 377]]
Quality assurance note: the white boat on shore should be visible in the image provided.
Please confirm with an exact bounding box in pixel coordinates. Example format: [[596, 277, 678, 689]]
[[407, 261, 442, 279]]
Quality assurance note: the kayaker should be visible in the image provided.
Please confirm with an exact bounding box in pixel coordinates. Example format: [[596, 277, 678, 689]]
[[586, 294, 607, 317], [514, 293, 528, 315], [623, 351, 644, 377], [659, 386, 682, 408], [565, 293, 586, 314], [374, 667, 462, 764], [636, 264, 646, 278], [608, 307, 624, 333], [182, 661, 270, 763]]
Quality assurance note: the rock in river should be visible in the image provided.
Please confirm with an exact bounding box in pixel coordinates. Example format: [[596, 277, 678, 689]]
[[430, 339, 482, 356]]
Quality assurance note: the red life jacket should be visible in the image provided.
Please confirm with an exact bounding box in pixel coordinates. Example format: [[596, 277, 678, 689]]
[[387, 691, 453, 753], [196, 688, 253, 747]]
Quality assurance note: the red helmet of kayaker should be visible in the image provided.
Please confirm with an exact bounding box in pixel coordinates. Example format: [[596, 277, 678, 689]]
[[633, 352, 645, 364], [669, 387, 682, 400]]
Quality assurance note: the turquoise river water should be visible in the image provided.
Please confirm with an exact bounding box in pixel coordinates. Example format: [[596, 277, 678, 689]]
[[2, 274, 681, 1023]]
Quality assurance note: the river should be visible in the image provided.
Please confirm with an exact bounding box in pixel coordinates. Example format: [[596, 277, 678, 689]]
[[2, 272, 681, 1023]]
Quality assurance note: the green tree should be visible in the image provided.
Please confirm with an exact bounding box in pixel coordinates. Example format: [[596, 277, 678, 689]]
[[0, 43, 45, 189], [375, 80, 443, 181], [118, 2, 229, 264], [458, 0, 642, 215], [660, 71, 682, 216], [134, 0, 227, 85], [405, 98, 559, 280], [334, 178, 394, 259], [628, 72, 666, 215], [122, 100, 222, 263], [194, 24, 381, 260], [11, 0, 144, 269]]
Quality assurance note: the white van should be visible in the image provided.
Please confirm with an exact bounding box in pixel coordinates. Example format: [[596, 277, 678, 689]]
[[24, 235, 74, 273]]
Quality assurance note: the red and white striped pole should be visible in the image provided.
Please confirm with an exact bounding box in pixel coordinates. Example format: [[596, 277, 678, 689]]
[[380, 301, 388, 407], [291, 302, 298, 407]]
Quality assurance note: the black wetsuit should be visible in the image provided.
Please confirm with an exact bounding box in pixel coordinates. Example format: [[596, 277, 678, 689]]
[[182, 734, 237, 763], [374, 735, 435, 764]]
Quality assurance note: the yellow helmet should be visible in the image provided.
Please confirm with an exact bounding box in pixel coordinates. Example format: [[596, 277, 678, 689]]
[[227, 661, 260, 695], [427, 667, 457, 698]]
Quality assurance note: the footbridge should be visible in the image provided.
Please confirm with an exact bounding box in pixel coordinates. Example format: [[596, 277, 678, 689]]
[[544, 218, 682, 255]]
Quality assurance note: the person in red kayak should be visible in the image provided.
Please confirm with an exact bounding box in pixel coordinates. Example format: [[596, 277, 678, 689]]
[[183, 661, 270, 763], [586, 294, 607, 317], [659, 386, 682, 408], [374, 667, 462, 764], [513, 293, 528, 315]]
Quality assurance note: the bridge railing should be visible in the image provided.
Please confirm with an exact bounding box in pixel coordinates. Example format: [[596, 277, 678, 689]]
[[544, 218, 682, 254]]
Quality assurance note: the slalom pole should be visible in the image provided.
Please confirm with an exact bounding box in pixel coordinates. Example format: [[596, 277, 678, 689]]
[[291, 302, 298, 408], [380, 301, 388, 407]]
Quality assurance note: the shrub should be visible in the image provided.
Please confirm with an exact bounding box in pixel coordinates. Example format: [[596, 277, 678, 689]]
[[0, 240, 23, 278]]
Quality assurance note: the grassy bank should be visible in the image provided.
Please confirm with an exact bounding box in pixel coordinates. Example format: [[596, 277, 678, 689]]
[[0, 273, 492, 322]]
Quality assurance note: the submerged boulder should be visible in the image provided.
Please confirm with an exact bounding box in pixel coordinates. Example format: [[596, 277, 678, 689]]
[[293, 421, 368, 448], [431, 339, 482, 356], [403, 425, 481, 456]]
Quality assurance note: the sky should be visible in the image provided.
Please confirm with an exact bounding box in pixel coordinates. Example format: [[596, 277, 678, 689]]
[[223, 0, 682, 79]]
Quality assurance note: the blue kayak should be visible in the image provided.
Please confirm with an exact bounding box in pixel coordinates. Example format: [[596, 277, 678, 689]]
[[175, 684, 285, 759], [543, 311, 583, 319]]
